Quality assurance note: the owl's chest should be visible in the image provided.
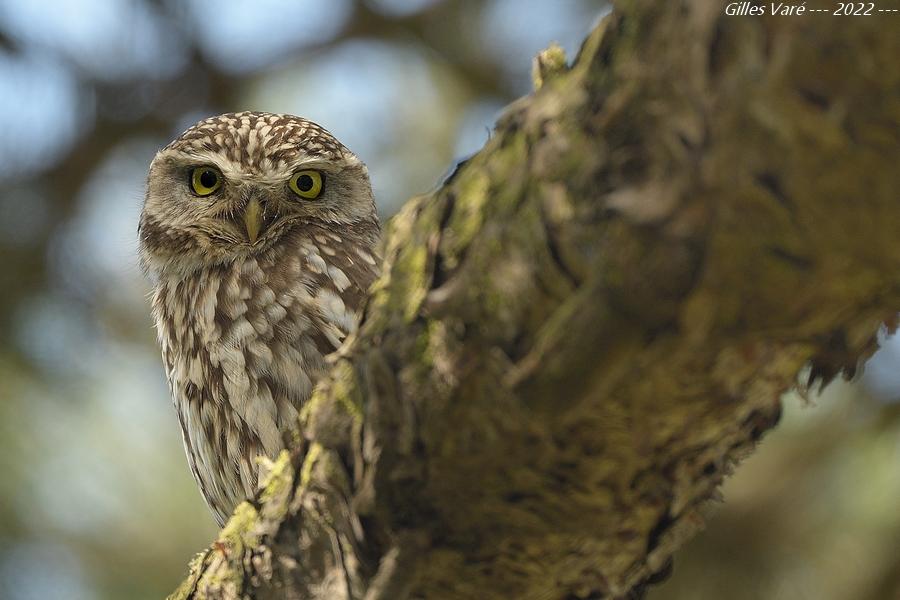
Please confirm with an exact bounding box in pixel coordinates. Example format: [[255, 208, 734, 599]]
[[156, 255, 336, 410], [153, 254, 347, 515], [148, 227, 378, 523]]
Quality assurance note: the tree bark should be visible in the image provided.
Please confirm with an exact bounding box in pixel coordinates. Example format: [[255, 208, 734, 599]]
[[169, 2, 900, 598]]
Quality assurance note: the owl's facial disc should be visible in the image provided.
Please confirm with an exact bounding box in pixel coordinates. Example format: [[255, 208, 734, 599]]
[[140, 112, 378, 279]]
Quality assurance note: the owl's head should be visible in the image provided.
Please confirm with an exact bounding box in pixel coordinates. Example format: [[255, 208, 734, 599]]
[[139, 111, 376, 279]]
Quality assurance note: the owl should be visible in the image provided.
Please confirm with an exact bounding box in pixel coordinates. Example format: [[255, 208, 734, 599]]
[[139, 112, 380, 525]]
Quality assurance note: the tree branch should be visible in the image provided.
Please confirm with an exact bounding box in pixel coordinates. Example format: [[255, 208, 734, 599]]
[[170, 2, 900, 598]]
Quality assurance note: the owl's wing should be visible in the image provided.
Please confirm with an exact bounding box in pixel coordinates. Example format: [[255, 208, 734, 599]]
[[303, 234, 380, 355], [263, 230, 380, 428]]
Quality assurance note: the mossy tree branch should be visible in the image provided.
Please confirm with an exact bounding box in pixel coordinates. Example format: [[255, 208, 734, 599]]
[[170, 2, 900, 598]]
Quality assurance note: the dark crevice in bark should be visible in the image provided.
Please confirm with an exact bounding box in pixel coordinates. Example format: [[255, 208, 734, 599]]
[[645, 511, 675, 555], [766, 246, 813, 271], [707, 18, 727, 79], [540, 205, 582, 289], [797, 86, 831, 111], [431, 193, 457, 289], [754, 171, 794, 214]]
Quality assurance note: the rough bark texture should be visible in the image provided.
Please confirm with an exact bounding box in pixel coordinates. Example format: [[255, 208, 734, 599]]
[[169, 2, 900, 598]]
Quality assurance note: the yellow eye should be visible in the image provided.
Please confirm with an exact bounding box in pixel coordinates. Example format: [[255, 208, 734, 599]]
[[289, 170, 323, 199], [190, 167, 222, 196]]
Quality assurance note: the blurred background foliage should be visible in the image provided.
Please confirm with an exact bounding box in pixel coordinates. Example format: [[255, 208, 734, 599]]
[[0, 1, 896, 599]]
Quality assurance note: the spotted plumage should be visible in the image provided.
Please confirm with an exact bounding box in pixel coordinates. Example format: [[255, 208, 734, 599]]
[[139, 111, 379, 525]]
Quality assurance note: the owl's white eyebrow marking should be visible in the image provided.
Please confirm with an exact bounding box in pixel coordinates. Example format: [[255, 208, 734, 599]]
[[288, 158, 349, 172]]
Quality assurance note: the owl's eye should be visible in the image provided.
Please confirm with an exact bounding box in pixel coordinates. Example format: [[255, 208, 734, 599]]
[[189, 167, 223, 196], [289, 170, 324, 199]]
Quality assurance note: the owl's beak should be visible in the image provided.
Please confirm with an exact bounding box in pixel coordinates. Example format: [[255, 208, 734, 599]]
[[243, 198, 263, 244]]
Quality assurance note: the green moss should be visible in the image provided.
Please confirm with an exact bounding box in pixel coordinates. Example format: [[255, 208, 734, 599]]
[[218, 501, 260, 546], [299, 387, 325, 425], [330, 361, 365, 420], [166, 550, 210, 600], [258, 450, 294, 507], [302, 362, 364, 428], [398, 244, 429, 322], [569, 17, 608, 80], [532, 43, 568, 91], [414, 326, 433, 367], [300, 442, 323, 488], [411, 320, 452, 381], [488, 140, 528, 209], [443, 171, 489, 261], [177, 501, 262, 596], [368, 196, 438, 324]]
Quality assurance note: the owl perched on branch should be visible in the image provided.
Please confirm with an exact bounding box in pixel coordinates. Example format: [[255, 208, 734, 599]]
[[139, 112, 380, 525]]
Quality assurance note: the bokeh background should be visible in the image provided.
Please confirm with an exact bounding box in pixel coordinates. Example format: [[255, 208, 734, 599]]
[[0, 1, 897, 599]]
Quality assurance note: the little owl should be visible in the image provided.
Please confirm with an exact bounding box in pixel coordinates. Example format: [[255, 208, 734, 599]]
[[139, 112, 380, 525]]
